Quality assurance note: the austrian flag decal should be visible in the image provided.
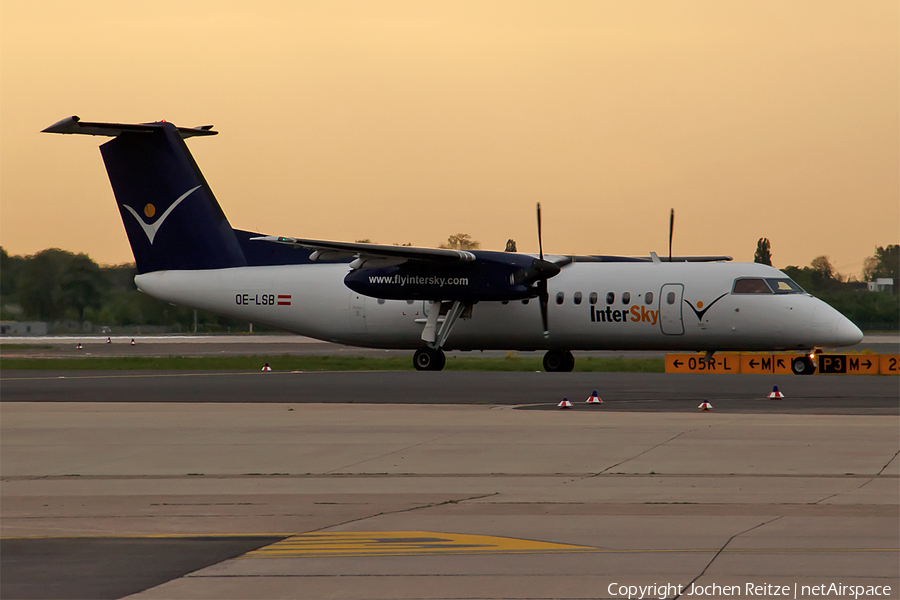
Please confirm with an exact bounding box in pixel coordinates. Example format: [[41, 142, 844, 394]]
[[277, 294, 292, 306]]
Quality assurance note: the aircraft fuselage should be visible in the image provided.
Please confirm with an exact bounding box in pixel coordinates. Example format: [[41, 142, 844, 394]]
[[136, 260, 860, 352]]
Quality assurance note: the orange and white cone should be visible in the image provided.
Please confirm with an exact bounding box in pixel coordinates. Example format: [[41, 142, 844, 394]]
[[130, 339, 136, 345], [558, 398, 573, 409], [76, 343, 83, 349], [768, 385, 784, 399], [698, 400, 713, 411], [106, 337, 111, 344], [262, 362, 272, 371], [586, 390, 603, 404]]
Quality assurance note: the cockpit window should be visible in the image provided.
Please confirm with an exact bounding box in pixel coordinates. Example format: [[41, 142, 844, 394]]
[[765, 278, 805, 294], [732, 278, 772, 294]]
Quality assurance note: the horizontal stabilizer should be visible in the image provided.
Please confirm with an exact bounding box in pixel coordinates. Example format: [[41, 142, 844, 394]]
[[42, 116, 217, 139]]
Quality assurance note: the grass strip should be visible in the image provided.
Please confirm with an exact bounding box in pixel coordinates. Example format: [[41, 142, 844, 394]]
[[0, 344, 54, 349], [0, 355, 664, 373]]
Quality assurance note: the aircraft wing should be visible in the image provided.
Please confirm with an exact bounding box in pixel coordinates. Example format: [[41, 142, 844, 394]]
[[669, 255, 732, 262], [250, 236, 477, 263]]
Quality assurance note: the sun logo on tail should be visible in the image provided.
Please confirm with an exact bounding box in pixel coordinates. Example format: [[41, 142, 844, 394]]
[[122, 186, 201, 244]]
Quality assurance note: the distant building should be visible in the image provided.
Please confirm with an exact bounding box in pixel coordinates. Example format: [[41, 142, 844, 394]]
[[867, 278, 897, 293], [0, 321, 49, 335]]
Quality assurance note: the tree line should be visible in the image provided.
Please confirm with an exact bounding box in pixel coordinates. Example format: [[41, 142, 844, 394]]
[[0, 248, 244, 333], [755, 240, 898, 331], [1, 242, 897, 332]]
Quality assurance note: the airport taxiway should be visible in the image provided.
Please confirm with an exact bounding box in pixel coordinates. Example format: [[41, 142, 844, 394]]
[[1, 370, 897, 415], [2, 386, 898, 599]]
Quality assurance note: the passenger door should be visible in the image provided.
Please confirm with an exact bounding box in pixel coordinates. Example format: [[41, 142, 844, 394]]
[[659, 284, 684, 335]]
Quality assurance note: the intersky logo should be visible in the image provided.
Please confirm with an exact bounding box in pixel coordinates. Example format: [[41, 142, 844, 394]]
[[122, 185, 201, 244], [684, 293, 728, 321]]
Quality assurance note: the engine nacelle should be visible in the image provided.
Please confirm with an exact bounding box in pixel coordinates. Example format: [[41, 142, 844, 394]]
[[343, 251, 558, 302]]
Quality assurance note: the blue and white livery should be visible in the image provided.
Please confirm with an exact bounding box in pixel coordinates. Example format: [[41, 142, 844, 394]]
[[44, 116, 863, 372]]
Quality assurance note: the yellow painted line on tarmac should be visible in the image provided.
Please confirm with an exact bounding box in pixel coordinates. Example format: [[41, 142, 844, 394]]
[[242, 534, 899, 558], [240, 531, 594, 558], [3, 532, 896, 558], [1, 533, 292, 540]]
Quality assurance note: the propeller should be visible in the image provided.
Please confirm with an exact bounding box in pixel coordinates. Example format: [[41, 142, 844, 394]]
[[668, 208, 674, 262], [536, 203, 551, 337]]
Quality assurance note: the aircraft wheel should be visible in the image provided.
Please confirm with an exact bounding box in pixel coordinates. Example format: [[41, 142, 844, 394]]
[[414, 348, 446, 371], [543, 349, 574, 372], [791, 356, 816, 375]]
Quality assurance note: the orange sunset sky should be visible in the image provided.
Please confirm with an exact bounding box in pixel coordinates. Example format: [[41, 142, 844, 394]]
[[1, 1, 897, 277]]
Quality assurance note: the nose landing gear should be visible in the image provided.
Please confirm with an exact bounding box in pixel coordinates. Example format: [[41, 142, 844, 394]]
[[791, 354, 817, 375]]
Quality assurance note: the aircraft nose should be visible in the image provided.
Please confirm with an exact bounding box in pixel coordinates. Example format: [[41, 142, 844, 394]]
[[835, 316, 863, 347]]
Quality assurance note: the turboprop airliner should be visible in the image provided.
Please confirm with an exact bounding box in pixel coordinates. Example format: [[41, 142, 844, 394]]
[[43, 116, 863, 373]]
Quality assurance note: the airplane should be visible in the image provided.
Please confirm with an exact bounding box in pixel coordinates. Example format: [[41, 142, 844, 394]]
[[43, 116, 863, 374]]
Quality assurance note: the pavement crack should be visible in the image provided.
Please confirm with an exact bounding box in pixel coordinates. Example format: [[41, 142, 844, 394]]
[[322, 433, 460, 474], [301, 492, 500, 534], [673, 516, 783, 599], [555, 429, 695, 486], [877, 448, 899, 475], [813, 491, 842, 504], [593, 429, 694, 477], [817, 472, 884, 504]]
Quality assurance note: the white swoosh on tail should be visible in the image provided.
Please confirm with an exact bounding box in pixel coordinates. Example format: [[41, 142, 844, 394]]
[[122, 185, 202, 244]]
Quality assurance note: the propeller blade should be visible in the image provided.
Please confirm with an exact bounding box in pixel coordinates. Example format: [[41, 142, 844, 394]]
[[668, 208, 674, 262], [538, 280, 550, 337], [536, 202, 544, 260], [536, 203, 550, 335]]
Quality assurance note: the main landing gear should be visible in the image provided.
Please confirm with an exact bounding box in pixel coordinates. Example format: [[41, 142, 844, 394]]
[[411, 298, 576, 373], [412, 300, 470, 371], [543, 349, 575, 372], [413, 347, 446, 371]]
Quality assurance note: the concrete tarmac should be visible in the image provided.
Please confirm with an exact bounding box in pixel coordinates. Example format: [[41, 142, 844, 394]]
[[2, 336, 898, 599], [2, 397, 898, 599]]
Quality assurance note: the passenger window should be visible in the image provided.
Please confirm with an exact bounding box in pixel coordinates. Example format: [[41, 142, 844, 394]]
[[589, 292, 598, 305], [606, 292, 615, 305], [645, 292, 653, 305], [733, 278, 772, 294], [622, 292, 631, 305], [667, 292, 675, 305], [573, 292, 582, 305], [556, 292, 565, 305]]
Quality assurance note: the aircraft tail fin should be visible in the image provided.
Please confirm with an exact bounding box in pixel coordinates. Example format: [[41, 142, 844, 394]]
[[43, 116, 247, 273]]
